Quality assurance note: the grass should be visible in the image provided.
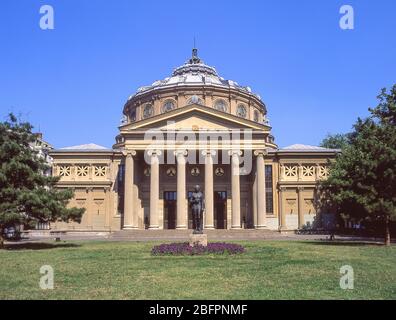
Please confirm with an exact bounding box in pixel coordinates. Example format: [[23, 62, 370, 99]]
[[0, 240, 395, 300]]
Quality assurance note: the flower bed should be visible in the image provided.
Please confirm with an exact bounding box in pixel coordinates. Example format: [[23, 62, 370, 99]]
[[151, 242, 245, 256]]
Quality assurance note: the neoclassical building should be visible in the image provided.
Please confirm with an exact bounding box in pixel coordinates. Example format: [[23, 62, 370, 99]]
[[50, 49, 337, 232]]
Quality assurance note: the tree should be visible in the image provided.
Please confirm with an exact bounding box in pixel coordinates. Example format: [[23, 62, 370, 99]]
[[320, 133, 350, 150], [0, 114, 84, 248], [321, 85, 396, 245]]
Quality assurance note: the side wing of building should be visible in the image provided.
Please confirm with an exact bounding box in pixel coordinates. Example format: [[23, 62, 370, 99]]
[[50, 146, 124, 232]]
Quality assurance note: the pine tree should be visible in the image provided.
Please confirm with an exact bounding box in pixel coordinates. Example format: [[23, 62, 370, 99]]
[[320, 133, 350, 150], [321, 85, 396, 245], [0, 114, 84, 248]]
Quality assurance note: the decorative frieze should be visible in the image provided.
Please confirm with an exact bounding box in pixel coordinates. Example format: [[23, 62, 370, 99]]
[[55, 164, 109, 180], [317, 165, 329, 179], [76, 166, 89, 177], [302, 165, 315, 177], [280, 164, 329, 181], [94, 166, 107, 177], [284, 165, 298, 178], [59, 165, 71, 177]]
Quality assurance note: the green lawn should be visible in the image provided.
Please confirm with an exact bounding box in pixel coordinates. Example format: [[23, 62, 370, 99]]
[[0, 240, 395, 300]]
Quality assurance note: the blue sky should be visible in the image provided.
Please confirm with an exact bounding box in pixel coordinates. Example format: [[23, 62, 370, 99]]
[[1, 0, 395, 148]]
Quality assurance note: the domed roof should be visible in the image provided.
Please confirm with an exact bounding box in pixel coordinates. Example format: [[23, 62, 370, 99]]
[[129, 49, 262, 101]]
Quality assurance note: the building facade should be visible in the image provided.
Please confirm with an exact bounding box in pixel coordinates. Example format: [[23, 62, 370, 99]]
[[50, 50, 337, 232]]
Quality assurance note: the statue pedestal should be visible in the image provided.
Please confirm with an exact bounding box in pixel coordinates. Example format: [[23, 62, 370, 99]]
[[189, 233, 207, 247]]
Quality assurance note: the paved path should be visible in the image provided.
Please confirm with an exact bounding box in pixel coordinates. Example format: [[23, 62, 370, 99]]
[[109, 229, 322, 241], [12, 229, 390, 244]]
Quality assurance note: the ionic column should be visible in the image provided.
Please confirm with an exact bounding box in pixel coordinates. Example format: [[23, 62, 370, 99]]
[[175, 150, 187, 229], [254, 150, 267, 229], [148, 150, 161, 229], [202, 150, 216, 229], [229, 150, 242, 229], [252, 173, 258, 227], [123, 150, 137, 229], [279, 186, 286, 231], [297, 186, 304, 229]]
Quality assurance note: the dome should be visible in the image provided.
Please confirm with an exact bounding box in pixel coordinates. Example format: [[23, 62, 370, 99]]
[[129, 49, 262, 101]]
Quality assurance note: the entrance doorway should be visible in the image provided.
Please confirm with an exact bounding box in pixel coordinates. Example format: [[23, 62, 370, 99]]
[[163, 191, 176, 229], [214, 191, 227, 229]]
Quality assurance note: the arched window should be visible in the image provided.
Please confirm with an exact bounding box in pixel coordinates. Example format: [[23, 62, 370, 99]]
[[254, 110, 260, 122], [143, 104, 154, 118], [162, 100, 175, 113], [187, 95, 203, 105], [130, 109, 136, 122], [214, 99, 228, 112], [236, 104, 247, 118]]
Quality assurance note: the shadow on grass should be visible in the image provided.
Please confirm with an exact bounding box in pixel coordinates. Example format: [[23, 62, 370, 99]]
[[304, 240, 388, 247], [3, 242, 81, 251]]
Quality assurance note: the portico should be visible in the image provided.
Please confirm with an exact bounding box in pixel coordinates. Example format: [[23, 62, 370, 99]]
[[121, 147, 269, 230]]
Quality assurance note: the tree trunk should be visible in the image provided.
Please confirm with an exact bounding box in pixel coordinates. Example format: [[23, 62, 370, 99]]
[[0, 228, 4, 249], [385, 216, 391, 246]]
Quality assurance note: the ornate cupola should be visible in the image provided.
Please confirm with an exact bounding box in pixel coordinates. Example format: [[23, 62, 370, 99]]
[[120, 48, 272, 143], [172, 48, 219, 77]]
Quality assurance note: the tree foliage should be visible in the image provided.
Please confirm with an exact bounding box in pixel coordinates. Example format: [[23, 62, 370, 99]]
[[320, 133, 350, 150], [0, 114, 84, 247], [321, 85, 396, 245]]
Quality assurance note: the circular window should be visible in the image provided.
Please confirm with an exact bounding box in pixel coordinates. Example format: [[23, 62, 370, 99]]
[[162, 100, 175, 113], [190, 167, 200, 177], [166, 167, 176, 177], [143, 104, 153, 118], [236, 104, 247, 118], [215, 167, 225, 177], [254, 110, 260, 122], [214, 99, 227, 112]]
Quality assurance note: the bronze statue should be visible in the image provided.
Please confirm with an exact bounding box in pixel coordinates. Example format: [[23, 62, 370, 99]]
[[189, 185, 204, 234]]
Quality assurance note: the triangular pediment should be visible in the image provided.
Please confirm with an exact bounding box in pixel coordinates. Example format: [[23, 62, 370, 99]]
[[120, 105, 269, 132]]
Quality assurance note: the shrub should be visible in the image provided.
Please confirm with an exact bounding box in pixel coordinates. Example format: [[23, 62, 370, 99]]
[[151, 242, 245, 256]]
